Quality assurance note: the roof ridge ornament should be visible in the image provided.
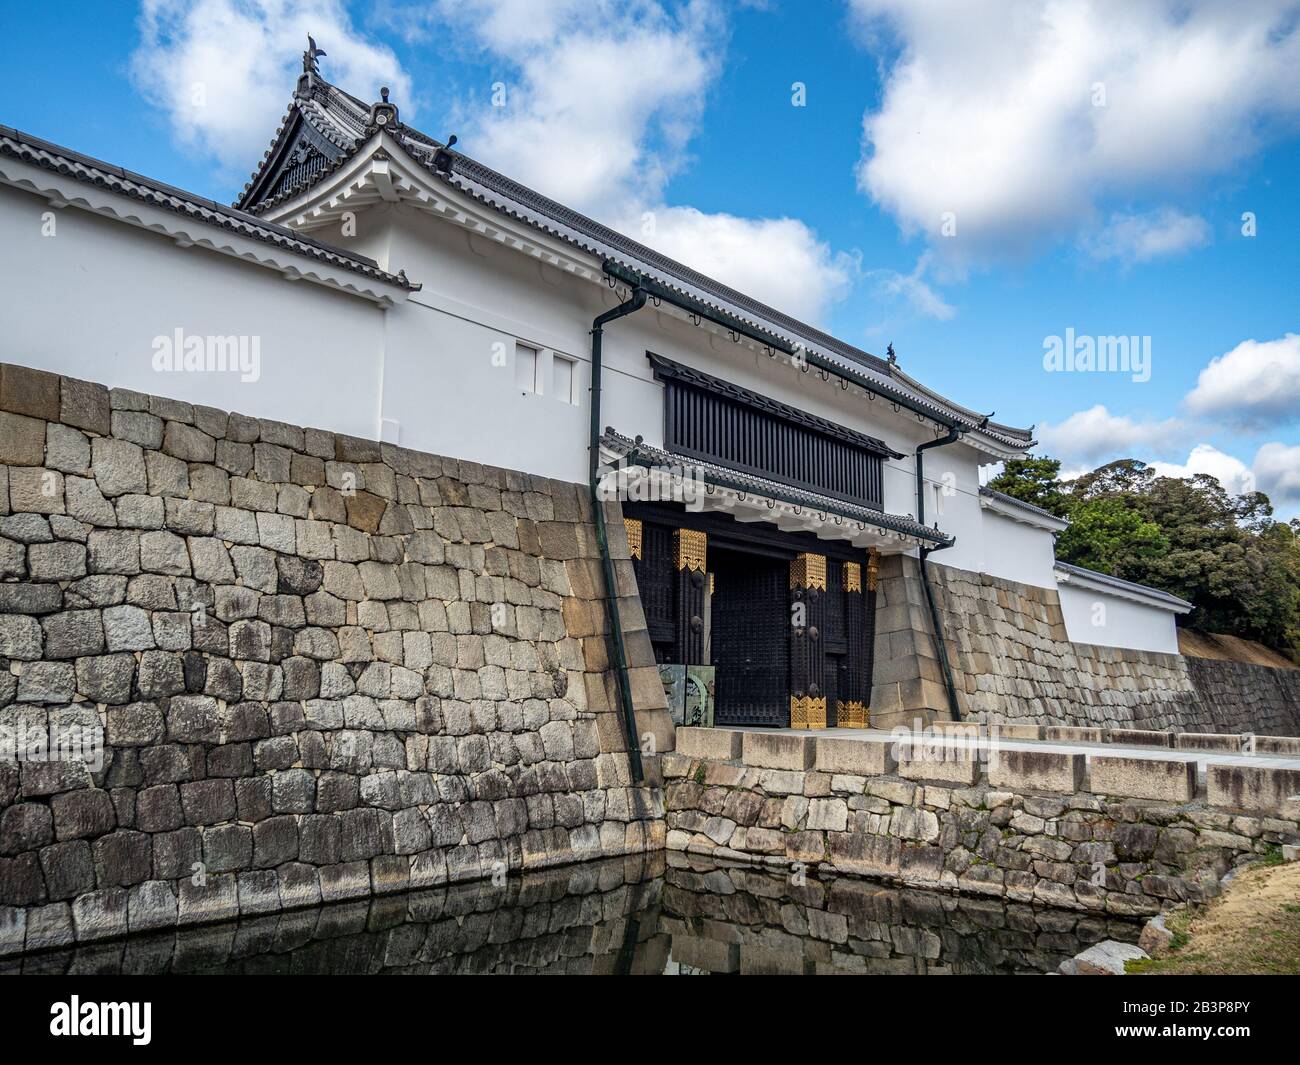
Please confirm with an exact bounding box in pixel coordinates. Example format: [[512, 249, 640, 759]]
[[296, 34, 327, 98], [431, 133, 458, 173], [304, 35, 326, 74], [366, 86, 401, 134]]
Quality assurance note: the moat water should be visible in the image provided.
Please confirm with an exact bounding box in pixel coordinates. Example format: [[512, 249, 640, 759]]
[[3, 853, 1143, 975]]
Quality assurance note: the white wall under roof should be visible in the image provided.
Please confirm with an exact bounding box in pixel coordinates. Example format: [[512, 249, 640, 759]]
[[0, 170, 1001, 574], [361, 204, 996, 568], [977, 507, 1061, 588], [1057, 581, 1182, 655], [0, 183, 386, 440], [2, 158, 1198, 663]]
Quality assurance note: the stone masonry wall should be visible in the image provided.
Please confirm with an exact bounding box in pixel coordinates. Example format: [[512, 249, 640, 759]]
[[873, 554, 1300, 736], [0, 361, 667, 954], [1184, 655, 1300, 736], [665, 728, 1300, 920]]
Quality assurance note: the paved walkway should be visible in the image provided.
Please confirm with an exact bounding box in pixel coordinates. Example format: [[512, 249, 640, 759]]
[[719, 725, 1300, 777]]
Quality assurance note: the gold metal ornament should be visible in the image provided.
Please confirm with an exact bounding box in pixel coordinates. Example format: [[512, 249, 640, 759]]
[[837, 700, 868, 728], [674, 528, 707, 572], [623, 517, 642, 560], [789, 552, 827, 591], [790, 694, 828, 729], [844, 561, 862, 593]]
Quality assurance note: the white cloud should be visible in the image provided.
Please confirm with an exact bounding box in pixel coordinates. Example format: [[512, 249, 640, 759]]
[[1185, 333, 1300, 429], [1146, 440, 1300, 518], [625, 206, 854, 324], [131, 0, 411, 176], [447, 1, 719, 220], [1036, 404, 1186, 463], [421, 0, 852, 325], [851, 0, 1300, 262], [1150, 443, 1256, 496], [1252, 441, 1300, 509], [426, 0, 593, 50], [865, 253, 955, 320], [1083, 208, 1211, 264]]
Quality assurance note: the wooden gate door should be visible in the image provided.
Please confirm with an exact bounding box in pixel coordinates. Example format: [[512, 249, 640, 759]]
[[711, 548, 789, 726]]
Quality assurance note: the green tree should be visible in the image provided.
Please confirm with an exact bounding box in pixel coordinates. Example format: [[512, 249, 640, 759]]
[[985, 456, 1070, 517], [1054, 496, 1167, 577], [989, 456, 1300, 660]]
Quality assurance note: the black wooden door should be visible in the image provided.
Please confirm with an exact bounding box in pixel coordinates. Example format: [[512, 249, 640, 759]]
[[711, 548, 789, 726], [823, 558, 848, 727]]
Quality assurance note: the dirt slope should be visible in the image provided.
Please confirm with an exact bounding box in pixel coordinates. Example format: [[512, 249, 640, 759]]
[[1132, 860, 1300, 975], [1178, 629, 1297, 670]]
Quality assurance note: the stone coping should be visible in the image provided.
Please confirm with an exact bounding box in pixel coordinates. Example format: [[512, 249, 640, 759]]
[[929, 721, 1300, 754], [676, 727, 1300, 815]]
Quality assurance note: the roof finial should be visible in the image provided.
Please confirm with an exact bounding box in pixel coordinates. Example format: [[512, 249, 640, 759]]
[[432, 134, 458, 173], [303, 34, 326, 75], [366, 86, 401, 132], [886, 342, 897, 365]]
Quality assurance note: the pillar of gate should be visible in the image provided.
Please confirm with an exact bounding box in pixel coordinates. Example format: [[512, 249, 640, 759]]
[[838, 557, 870, 728], [789, 551, 828, 729], [869, 552, 953, 729], [672, 528, 708, 665]]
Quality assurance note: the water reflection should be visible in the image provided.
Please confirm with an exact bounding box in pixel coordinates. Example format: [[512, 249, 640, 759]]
[[2, 852, 1142, 975]]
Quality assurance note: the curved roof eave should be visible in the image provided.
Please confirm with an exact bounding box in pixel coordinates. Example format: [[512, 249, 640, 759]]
[[427, 146, 1034, 454], [1054, 561, 1193, 613], [235, 75, 1038, 452], [0, 125, 416, 294], [602, 429, 953, 546]]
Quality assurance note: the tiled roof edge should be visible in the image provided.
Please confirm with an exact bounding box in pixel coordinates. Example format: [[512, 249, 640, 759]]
[[1054, 561, 1193, 611], [0, 125, 416, 292], [602, 429, 951, 546]]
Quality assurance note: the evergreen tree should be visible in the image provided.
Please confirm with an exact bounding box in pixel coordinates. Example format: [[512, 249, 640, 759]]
[[987, 455, 1300, 661]]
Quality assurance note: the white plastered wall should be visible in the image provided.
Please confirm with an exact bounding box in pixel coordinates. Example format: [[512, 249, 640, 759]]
[[351, 203, 993, 568], [978, 508, 1060, 588], [0, 183, 386, 439], [1057, 583, 1182, 654], [0, 178, 1003, 571]]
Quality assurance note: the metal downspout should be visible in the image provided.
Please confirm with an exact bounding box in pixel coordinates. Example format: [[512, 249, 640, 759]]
[[590, 287, 648, 782], [915, 428, 964, 721]]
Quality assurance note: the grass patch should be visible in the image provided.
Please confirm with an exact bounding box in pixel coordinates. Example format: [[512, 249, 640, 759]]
[[1132, 860, 1300, 975]]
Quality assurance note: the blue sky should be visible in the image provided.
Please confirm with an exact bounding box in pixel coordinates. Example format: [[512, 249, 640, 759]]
[[3, 1, 1298, 514]]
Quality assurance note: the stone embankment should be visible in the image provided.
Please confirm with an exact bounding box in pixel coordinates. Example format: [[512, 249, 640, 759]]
[[665, 726, 1300, 919], [871, 554, 1300, 735], [0, 363, 667, 955]]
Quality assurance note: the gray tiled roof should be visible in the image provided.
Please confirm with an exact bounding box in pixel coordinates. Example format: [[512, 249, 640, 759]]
[[431, 150, 1035, 449], [0, 124, 416, 292], [236, 74, 1035, 449], [1053, 561, 1193, 611], [602, 429, 952, 546], [979, 485, 1069, 524]]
